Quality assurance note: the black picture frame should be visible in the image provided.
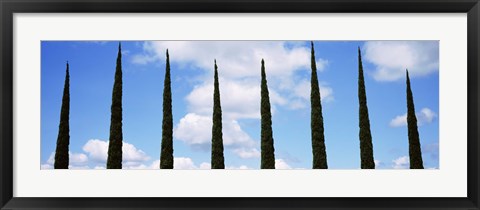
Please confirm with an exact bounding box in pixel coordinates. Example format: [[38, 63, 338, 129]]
[[1, 0, 479, 209]]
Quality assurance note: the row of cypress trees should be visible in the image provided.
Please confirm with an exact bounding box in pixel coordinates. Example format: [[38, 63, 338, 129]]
[[53, 42, 424, 169]]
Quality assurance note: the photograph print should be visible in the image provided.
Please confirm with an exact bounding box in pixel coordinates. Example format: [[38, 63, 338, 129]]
[[40, 40, 439, 170]]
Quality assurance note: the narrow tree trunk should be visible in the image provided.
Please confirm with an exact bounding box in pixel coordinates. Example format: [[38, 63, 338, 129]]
[[54, 62, 70, 169]]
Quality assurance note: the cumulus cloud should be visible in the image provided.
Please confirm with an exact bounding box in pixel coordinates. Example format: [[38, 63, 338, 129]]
[[41, 151, 88, 169], [82, 139, 109, 162], [131, 41, 328, 77], [82, 139, 150, 166], [132, 41, 333, 161], [363, 41, 439, 81], [275, 159, 292, 169], [173, 113, 256, 152], [392, 156, 410, 169], [174, 157, 198, 169], [389, 108, 437, 127], [70, 152, 88, 165], [172, 157, 212, 170], [42, 139, 152, 169]]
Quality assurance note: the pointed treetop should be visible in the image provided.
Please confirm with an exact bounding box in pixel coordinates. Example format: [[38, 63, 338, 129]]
[[358, 46, 363, 60], [166, 49, 169, 57], [311, 41, 315, 53], [118, 42, 121, 50], [214, 59, 217, 68], [406, 69, 411, 82], [66, 61, 69, 73], [261, 58, 264, 65]]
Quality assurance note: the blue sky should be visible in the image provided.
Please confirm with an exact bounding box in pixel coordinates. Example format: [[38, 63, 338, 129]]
[[40, 41, 439, 169]]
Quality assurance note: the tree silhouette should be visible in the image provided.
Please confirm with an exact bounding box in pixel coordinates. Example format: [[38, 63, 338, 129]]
[[211, 60, 225, 169], [54, 62, 70, 169], [260, 59, 275, 169], [310, 41, 328, 169], [406, 70, 424, 169], [107, 43, 123, 169], [357, 47, 375, 169], [160, 49, 174, 169]]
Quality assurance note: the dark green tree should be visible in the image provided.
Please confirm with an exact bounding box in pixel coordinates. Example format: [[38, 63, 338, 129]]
[[107, 43, 123, 169], [211, 59, 225, 169], [357, 47, 375, 169], [406, 70, 424, 169], [54, 62, 70, 169], [310, 41, 328, 169], [160, 49, 174, 169], [260, 59, 275, 169]]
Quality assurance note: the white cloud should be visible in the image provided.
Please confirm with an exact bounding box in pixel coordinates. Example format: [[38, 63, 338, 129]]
[[390, 114, 408, 127], [363, 41, 439, 81], [124, 160, 160, 169], [173, 113, 212, 146], [186, 78, 262, 119], [233, 148, 260, 159], [41, 164, 53, 169], [43, 139, 152, 169], [133, 41, 325, 77], [174, 157, 197, 169], [134, 41, 333, 162], [173, 113, 256, 152], [173, 157, 210, 170], [123, 142, 151, 164], [69, 152, 88, 165], [293, 79, 333, 103], [199, 162, 211, 169], [226, 165, 251, 170], [69, 165, 90, 170], [41, 151, 88, 169], [82, 139, 108, 162], [389, 108, 437, 127], [275, 159, 292, 169], [418, 108, 436, 124], [392, 156, 410, 169], [131, 54, 156, 65], [316, 59, 329, 72], [82, 139, 151, 166]]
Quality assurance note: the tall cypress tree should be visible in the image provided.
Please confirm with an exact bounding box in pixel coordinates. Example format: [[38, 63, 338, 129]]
[[211, 59, 225, 169], [357, 47, 375, 169], [107, 43, 123, 169], [260, 59, 275, 169], [310, 41, 328, 169], [54, 62, 70, 169], [160, 49, 174, 169], [406, 70, 424, 169]]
